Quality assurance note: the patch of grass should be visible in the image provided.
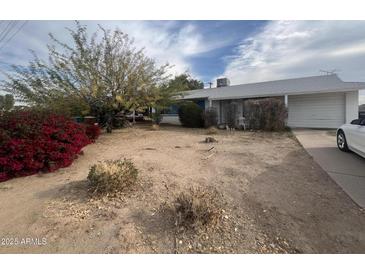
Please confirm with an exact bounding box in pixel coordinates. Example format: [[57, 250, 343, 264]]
[[0, 184, 12, 191]]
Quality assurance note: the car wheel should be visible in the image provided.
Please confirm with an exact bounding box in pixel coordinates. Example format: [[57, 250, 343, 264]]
[[337, 130, 349, 152]]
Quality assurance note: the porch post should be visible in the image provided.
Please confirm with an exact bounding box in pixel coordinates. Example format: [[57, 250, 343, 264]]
[[284, 95, 288, 107]]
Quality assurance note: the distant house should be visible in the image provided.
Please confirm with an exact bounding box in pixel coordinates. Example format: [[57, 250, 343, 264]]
[[162, 74, 365, 129]]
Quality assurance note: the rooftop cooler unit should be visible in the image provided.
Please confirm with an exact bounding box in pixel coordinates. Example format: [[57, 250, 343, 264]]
[[217, 78, 230, 88]]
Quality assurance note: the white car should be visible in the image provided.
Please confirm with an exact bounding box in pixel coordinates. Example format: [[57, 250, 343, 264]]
[[337, 118, 365, 158]]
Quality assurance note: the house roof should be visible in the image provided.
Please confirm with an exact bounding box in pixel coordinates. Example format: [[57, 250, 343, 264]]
[[182, 74, 365, 101]]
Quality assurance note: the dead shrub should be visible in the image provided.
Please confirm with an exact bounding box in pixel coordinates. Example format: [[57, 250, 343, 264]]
[[225, 102, 238, 128], [244, 98, 287, 131], [87, 159, 138, 195], [206, 126, 218, 135], [151, 124, 160, 131], [172, 187, 223, 229], [203, 107, 218, 128]]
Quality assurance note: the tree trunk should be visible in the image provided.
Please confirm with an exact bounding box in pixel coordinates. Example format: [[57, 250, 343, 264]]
[[105, 112, 113, 133]]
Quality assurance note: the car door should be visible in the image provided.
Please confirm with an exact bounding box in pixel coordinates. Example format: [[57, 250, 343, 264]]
[[356, 119, 365, 154], [345, 119, 361, 148]]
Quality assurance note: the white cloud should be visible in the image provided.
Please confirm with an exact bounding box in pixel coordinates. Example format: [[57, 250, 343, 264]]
[[220, 21, 365, 104], [116, 22, 201, 76], [328, 41, 365, 57], [104, 21, 229, 78]]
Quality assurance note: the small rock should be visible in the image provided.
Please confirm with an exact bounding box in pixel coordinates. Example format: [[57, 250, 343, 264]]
[[205, 137, 217, 143], [224, 215, 229, 219], [179, 240, 183, 245]]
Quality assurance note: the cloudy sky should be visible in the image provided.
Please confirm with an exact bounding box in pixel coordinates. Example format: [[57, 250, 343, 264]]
[[0, 20, 365, 103]]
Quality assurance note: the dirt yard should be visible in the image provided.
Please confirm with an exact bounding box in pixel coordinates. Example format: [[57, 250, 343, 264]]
[[0, 125, 364, 253]]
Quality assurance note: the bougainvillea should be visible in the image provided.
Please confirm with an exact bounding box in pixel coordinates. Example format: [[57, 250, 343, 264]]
[[85, 124, 101, 141], [0, 110, 99, 182]]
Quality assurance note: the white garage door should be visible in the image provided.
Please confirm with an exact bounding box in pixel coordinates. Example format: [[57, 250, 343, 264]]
[[288, 92, 345, 128]]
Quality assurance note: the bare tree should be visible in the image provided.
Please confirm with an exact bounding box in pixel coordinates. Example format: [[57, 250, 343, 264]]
[[1, 22, 170, 132]]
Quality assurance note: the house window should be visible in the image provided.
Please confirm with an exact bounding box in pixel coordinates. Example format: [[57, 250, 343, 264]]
[[194, 100, 205, 109]]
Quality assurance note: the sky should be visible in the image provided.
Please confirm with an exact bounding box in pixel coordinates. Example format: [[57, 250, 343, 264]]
[[0, 20, 365, 104]]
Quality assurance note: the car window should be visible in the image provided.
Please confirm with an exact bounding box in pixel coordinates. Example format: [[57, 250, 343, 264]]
[[350, 119, 361, 125], [360, 119, 365, 126]]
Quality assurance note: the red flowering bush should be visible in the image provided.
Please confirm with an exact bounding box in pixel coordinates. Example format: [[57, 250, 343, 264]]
[[0, 110, 97, 182], [85, 124, 101, 141]]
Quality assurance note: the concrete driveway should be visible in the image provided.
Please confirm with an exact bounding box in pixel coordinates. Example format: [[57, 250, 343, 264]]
[[293, 129, 365, 208]]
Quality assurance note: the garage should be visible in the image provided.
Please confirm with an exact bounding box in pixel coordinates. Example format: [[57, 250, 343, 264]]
[[287, 92, 346, 128]]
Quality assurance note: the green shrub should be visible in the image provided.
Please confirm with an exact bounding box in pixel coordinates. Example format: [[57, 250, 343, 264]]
[[172, 187, 223, 229], [112, 117, 125, 128], [178, 101, 204, 128], [151, 110, 163, 125], [87, 159, 138, 195], [244, 98, 287, 131], [203, 107, 218, 128]]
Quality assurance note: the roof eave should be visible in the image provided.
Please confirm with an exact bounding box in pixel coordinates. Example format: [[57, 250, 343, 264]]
[[208, 87, 365, 101]]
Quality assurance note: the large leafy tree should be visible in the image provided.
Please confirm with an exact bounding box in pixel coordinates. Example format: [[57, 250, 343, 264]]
[[154, 73, 203, 108], [150, 73, 204, 124], [1, 22, 169, 131], [166, 73, 204, 91]]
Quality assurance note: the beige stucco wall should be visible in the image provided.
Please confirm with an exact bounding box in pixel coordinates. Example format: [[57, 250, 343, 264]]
[[160, 115, 181, 125]]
